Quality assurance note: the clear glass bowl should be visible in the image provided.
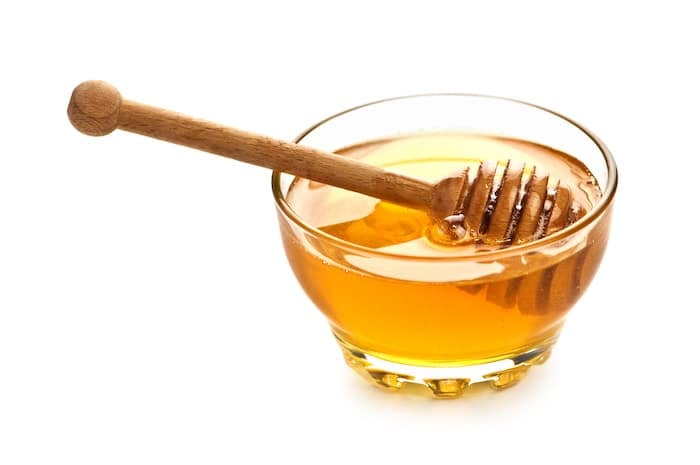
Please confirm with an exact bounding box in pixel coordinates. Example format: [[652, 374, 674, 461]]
[[272, 94, 617, 398]]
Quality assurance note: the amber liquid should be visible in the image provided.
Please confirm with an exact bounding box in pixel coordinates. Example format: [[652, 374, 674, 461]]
[[283, 134, 608, 365]]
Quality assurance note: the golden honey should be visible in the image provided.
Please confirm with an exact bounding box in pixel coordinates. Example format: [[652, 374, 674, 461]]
[[276, 133, 612, 395]]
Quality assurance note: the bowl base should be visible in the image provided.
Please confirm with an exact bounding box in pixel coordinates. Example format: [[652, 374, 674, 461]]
[[335, 332, 556, 399]]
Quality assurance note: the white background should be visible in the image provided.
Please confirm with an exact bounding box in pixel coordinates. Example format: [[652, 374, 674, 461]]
[[1, 1, 698, 463]]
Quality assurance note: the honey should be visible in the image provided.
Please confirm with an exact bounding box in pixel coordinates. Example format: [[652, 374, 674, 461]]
[[281, 133, 609, 367]]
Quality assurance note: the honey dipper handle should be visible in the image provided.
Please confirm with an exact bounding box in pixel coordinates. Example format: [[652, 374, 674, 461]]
[[67, 80, 435, 210]]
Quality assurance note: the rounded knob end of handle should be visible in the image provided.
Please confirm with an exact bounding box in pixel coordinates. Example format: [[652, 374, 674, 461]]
[[67, 80, 122, 136]]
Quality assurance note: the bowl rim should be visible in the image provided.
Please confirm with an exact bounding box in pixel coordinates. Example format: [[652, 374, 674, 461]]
[[271, 93, 617, 262]]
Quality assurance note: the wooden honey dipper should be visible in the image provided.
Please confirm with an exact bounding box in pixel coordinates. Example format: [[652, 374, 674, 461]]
[[67, 81, 582, 245]]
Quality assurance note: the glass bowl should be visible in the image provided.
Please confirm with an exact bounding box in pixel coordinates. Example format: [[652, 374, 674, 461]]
[[272, 94, 617, 398]]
